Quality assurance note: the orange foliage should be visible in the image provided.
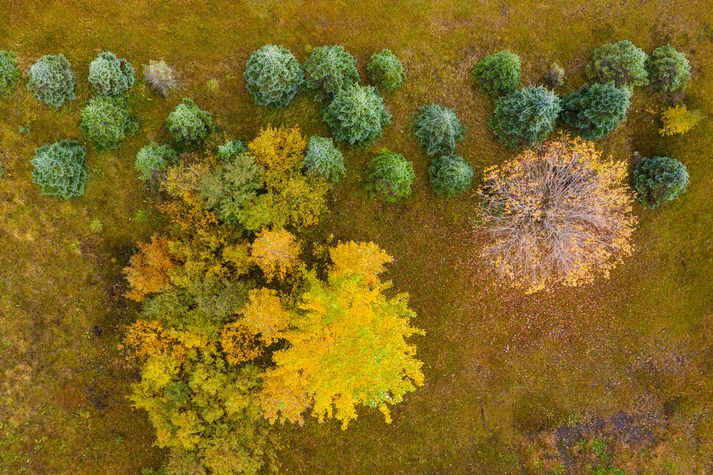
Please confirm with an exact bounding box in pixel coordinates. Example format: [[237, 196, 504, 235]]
[[241, 288, 292, 344], [479, 136, 636, 292], [220, 321, 262, 365], [124, 235, 175, 302], [124, 320, 186, 361], [250, 228, 302, 281], [248, 125, 307, 173]]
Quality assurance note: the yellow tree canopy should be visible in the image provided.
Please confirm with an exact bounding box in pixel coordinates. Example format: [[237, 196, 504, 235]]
[[260, 242, 424, 429], [240, 288, 292, 344], [250, 228, 302, 281]]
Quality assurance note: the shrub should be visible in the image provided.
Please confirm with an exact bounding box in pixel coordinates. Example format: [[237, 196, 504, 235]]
[[80, 96, 138, 151], [560, 82, 631, 140], [217, 139, 247, 160], [166, 98, 216, 149], [633, 155, 689, 209], [479, 137, 636, 292], [144, 59, 178, 97], [200, 153, 263, 225], [244, 44, 303, 107], [367, 49, 405, 91], [323, 84, 391, 146], [303, 45, 359, 101], [367, 150, 414, 202], [413, 104, 466, 156], [303, 136, 345, 183], [30, 140, 88, 199], [544, 63, 565, 88], [646, 44, 691, 94], [248, 125, 307, 172], [586, 40, 648, 88], [659, 105, 704, 136], [27, 54, 76, 108], [204, 78, 219, 95], [135, 143, 177, 181], [0, 50, 20, 97], [471, 50, 521, 97], [489, 86, 561, 147], [88, 51, 135, 97], [428, 155, 474, 197]]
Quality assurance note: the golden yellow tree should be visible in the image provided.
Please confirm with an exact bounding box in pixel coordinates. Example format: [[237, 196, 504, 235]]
[[329, 240, 393, 285], [248, 125, 307, 172], [241, 288, 292, 344], [220, 321, 262, 365], [250, 228, 302, 281], [259, 242, 424, 429], [659, 105, 704, 136], [479, 136, 636, 292]]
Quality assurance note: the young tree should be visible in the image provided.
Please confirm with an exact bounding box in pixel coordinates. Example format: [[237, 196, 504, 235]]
[[413, 104, 466, 157], [586, 40, 648, 88], [471, 50, 521, 97], [560, 82, 631, 140], [323, 84, 391, 146], [260, 242, 424, 429], [248, 125, 307, 172], [633, 155, 689, 209], [244, 44, 303, 108], [489, 86, 561, 148], [479, 137, 636, 292]]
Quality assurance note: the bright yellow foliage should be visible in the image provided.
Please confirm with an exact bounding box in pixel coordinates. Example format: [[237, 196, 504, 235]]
[[659, 105, 704, 136], [329, 241, 393, 285], [220, 321, 262, 365], [124, 235, 175, 302], [260, 243, 424, 429], [479, 136, 636, 292], [250, 228, 302, 281], [248, 125, 307, 172], [241, 288, 292, 344]]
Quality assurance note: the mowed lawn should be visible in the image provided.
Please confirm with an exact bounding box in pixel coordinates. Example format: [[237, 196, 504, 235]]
[[0, 1, 711, 473]]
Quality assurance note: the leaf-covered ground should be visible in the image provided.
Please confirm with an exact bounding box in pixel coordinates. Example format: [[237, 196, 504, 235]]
[[0, 1, 711, 473]]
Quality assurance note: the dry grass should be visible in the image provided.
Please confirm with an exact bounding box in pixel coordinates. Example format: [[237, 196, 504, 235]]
[[0, 0, 711, 473]]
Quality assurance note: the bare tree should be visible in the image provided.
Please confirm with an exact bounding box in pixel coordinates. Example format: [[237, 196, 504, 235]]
[[479, 137, 636, 292]]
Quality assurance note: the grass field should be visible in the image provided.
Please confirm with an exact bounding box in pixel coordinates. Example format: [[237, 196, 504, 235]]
[[0, 1, 712, 473]]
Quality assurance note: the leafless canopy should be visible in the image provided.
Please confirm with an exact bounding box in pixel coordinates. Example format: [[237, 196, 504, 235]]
[[479, 137, 636, 292]]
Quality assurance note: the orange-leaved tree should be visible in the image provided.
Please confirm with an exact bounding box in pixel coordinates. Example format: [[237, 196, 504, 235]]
[[478, 136, 636, 292], [124, 234, 175, 302], [259, 241, 424, 429]]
